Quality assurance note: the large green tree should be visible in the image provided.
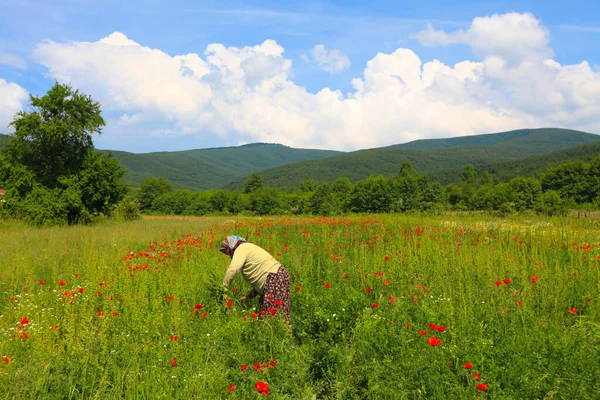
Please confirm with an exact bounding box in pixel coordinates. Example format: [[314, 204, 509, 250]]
[[0, 82, 127, 225]]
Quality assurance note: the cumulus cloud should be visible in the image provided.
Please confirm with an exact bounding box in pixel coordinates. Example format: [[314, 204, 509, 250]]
[[0, 53, 27, 69], [413, 12, 552, 65], [0, 78, 28, 131], [30, 12, 600, 151], [307, 44, 351, 74]]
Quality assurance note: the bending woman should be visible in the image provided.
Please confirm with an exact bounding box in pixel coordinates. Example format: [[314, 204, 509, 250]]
[[220, 235, 291, 325]]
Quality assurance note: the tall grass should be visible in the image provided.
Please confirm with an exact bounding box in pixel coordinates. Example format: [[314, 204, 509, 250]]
[[0, 214, 598, 399]]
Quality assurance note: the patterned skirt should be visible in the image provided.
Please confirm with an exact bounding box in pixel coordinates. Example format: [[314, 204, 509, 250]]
[[259, 266, 291, 325]]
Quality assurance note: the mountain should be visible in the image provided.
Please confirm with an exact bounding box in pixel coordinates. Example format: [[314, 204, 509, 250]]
[[226, 128, 600, 190]]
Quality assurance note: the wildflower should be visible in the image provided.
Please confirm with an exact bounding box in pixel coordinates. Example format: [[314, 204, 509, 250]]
[[255, 381, 269, 396], [50, 326, 57, 331], [366, 288, 372, 293], [78, 287, 84, 293], [267, 308, 277, 316], [39, 280, 45, 285], [9, 297, 15, 301], [569, 307, 577, 315], [171, 358, 177, 367], [383, 280, 389, 285], [2, 357, 8, 363], [111, 312, 118, 317], [324, 283, 331, 289], [413, 296, 418, 302], [476, 383, 488, 391], [97, 311, 104, 317], [254, 361, 261, 371], [171, 335, 178, 341], [295, 285, 301, 291], [274, 300, 282, 307], [530, 276, 538, 283], [166, 296, 174, 302], [494, 281, 501, 287], [515, 301, 522, 306], [405, 323, 410, 329], [419, 330, 427, 336], [587, 297, 592, 302], [20, 317, 29, 326], [502, 279, 511, 285], [97, 291, 103, 297], [372, 303, 379, 309], [228, 384, 235, 392], [270, 359, 277, 367], [464, 363, 473, 369], [436, 325, 446, 333], [251, 313, 257, 319], [240, 364, 247, 372], [194, 304, 204, 309], [429, 323, 437, 331], [428, 336, 442, 346], [20, 333, 28, 339], [388, 295, 396, 304], [343, 274, 349, 279], [226, 300, 233, 308], [472, 373, 481, 381], [385, 255, 390, 261], [59, 280, 65, 286], [200, 313, 207, 318]]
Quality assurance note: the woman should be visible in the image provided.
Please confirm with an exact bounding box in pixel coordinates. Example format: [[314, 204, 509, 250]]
[[220, 235, 291, 324]]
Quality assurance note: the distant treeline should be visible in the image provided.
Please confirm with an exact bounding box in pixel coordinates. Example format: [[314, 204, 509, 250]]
[[136, 156, 600, 217]]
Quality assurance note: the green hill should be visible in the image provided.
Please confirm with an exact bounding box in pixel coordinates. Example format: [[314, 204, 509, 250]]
[[226, 128, 600, 190], [103, 143, 343, 190]]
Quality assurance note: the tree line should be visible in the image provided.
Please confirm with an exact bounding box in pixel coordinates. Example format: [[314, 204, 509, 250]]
[[137, 157, 600, 217]]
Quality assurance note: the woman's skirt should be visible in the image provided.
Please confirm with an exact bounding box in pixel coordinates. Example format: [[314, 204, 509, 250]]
[[259, 266, 291, 325]]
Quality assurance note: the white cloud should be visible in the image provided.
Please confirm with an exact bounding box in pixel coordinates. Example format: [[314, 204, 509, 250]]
[[0, 78, 28, 131], [0, 53, 27, 69], [413, 12, 552, 65], [31, 13, 600, 151], [308, 44, 351, 74]]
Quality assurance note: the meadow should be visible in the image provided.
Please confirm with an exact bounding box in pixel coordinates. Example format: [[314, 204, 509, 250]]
[[0, 214, 598, 399]]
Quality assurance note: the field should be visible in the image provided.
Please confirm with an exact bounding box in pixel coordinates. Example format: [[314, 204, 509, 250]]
[[1, 214, 599, 399]]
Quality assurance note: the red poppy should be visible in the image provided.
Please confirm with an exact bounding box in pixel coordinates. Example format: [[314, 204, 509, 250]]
[[569, 307, 577, 315], [20, 317, 29, 326], [405, 323, 410, 329], [50, 326, 57, 330], [226, 300, 233, 308], [436, 325, 446, 333], [241, 364, 247, 372], [476, 383, 488, 391], [295, 285, 301, 291], [413, 296, 419, 302], [200, 312, 207, 318], [343, 274, 349, 279], [97, 291, 103, 297], [9, 297, 14, 301], [20, 333, 28, 339], [255, 381, 269, 396], [59, 280, 65, 286], [2, 357, 8, 363], [515, 301, 522, 306], [324, 283, 331, 289], [111, 312, 118, 317], [166, 295, 174, 301], [429, 323, 437, 331], [428, 336, 442, 347], [383, 280, 389, 286], [494, 281, 501, 287], [388, 295, 396, 304], [472, 373, 481, 381], [530, 276, 538, 283], [464, 363, 473, 369], [371, 303, 379, 308], [39, 280, 45, 285], [267, 308, 277, 316], [270, 359, 276, 367], [171, 358, 177, 367], [78, 287, 84, 293], [419, 330, 427, 336], [259, 310, 265, 315], [366, 288, 372, 293], [502, 279, 511, 285], [253, 361, 261, 371], [251, 313, 258, 319], [171, 335, 178, 341], [97, 311, 104, 317], [274, 300, 282, 306], [228, 384, 235, 392], [194, 304, 204, 309]]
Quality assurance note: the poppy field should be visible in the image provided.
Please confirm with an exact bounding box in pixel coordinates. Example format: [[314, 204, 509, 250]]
[[1, 214, 599, 399]]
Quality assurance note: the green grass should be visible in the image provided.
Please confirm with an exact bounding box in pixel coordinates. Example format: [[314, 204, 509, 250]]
[[1, 214, 599, 399]]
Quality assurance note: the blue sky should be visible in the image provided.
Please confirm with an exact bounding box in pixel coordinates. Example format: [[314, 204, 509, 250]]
[[1, 0, 600, 153]]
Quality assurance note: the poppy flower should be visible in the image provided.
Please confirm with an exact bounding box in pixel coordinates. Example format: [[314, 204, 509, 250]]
[[388, 295, 396, 304], [343, 274, 349, 279], [20, 333, 28, 339], [436, 325, 446, 333], [371, 303, 379, 309], [366, 288, 372, 293], [324, 283, 331, 289], [502, 279, 511, 285], [274, 300, 282, 306], [515, 301, 522, 306], [494, 281, 501, 287], [253, 361, 261, 371], [97, 311, 104, 317], [472, 373, 481, 381], [295, 286, 301, 291], [39, 280, 45, 285], [413, 296, 419, 302], [385, 255, 390, 261], [429, 323, 437, 331], [383, 280, 389, 286], [419, 330, 427, 336], [2, 357, 8, 363], [428, 336, 442, 346], [569, 307, 577, 315], [59, 280, 65, 286], [267, 308, 277, 316], [228, 384, 235, 392], [194, 304, 204, 309], [200, 313, 207, 318], [78, 287, 84, 293], [476, 383, 488, 391], [530, 276, 538, 283], [171, 335, 178, 341], [97, 291, 103, 297], [226, 300, 233, 308], [464, 363, 473, 369], [111, 312, 118, 317], [255, 381, 269, 396], [405, 323, 410, 329], [20, 317, 29, 326], [50, 326, 57, 331], [241, 364, 247, 372], [9, 297, 14, 301], [270, 359, 276, 367], [171, 358, 177, 367]]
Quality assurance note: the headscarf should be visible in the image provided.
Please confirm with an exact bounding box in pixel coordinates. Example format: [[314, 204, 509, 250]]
[[219, 235, 247, 255]]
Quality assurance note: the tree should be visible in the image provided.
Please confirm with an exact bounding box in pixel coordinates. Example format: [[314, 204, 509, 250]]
[[244, 172, 263, 194], [0, 82, 126, 225], [138, 177, 173, 211]]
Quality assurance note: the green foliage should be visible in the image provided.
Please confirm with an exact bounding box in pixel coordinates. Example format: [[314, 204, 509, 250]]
[[244, 172, 263, 194], [535, 190, 567, 216], [113, 195, 142, 221], [138, 177, 173, 211]]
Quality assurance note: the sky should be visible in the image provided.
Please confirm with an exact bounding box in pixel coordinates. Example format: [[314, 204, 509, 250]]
[[1, 0, 600, 153]]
